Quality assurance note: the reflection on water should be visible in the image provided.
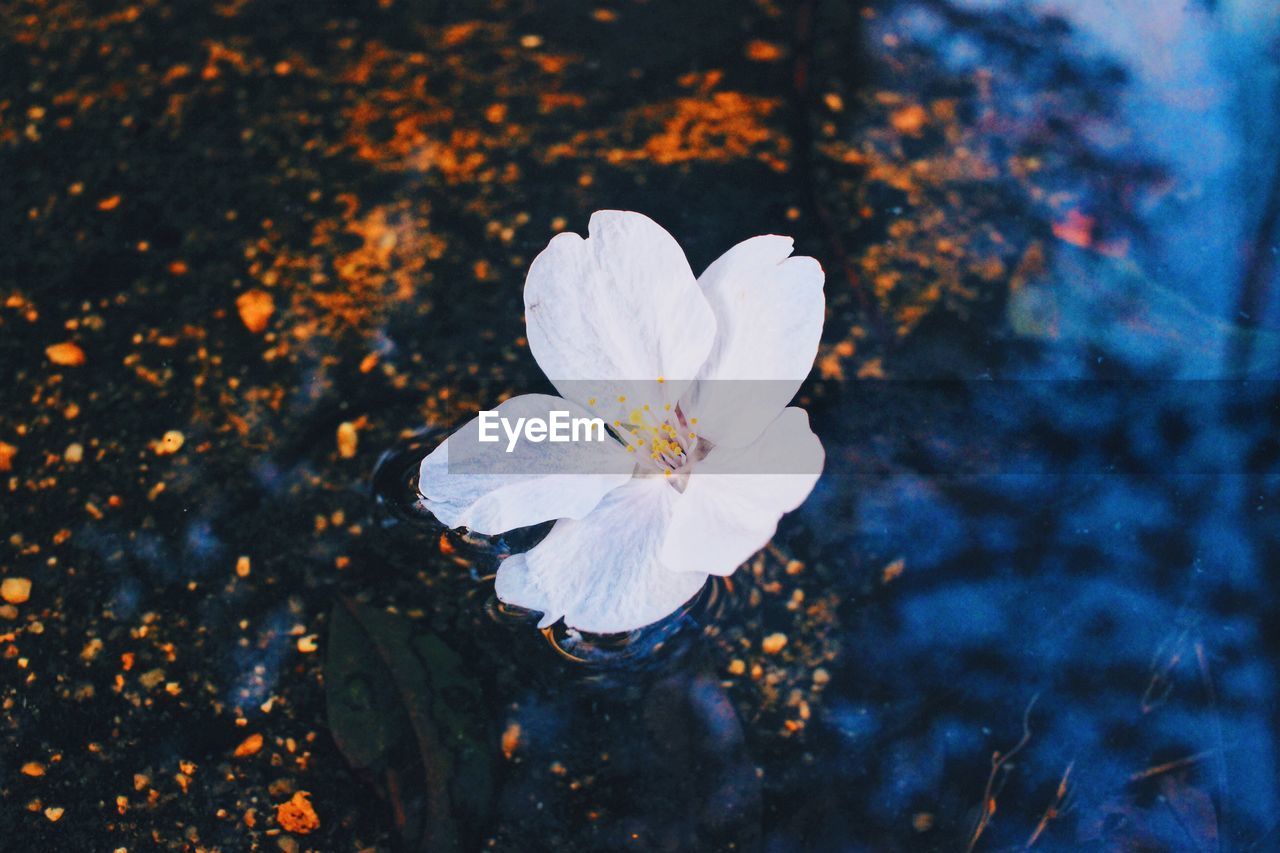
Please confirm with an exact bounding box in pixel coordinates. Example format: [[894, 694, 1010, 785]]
[[782, 2, 1280, 847]]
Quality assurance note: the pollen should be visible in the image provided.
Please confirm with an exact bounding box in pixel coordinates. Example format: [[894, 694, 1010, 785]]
[[690, 418, 698, 425], [664, 404, 671, 411], [588, 397, 597, 405], [663, 469, 672, 477], [657, 376, 665, 383], [689, 432, 696, 439], [627, 445, 636, 453], [617, 395, 626, 403]]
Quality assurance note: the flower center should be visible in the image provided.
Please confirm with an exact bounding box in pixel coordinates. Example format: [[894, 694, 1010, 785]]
[[611, 400, 705, 482]]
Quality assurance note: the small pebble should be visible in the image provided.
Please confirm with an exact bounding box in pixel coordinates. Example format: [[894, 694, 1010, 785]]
[[156, 430, 185, 455], [1, 577, 32, 605], [64, 443, 84, 463], [336, 422, 358, 458], [45, 342, 85, 367], [236, 289, 275, 334], [276, 791, 320, 835], [762, 633, 788, 654], [234, 733, 264, 758]]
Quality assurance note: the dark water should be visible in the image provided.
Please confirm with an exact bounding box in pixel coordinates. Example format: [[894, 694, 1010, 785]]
[[3, 0, 1279, 850]]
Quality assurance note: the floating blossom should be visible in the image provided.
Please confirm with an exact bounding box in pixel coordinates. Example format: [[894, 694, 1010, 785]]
[[419, 211, 825, 633]]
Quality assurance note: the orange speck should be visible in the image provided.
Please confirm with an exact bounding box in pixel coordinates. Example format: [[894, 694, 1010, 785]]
[[856, 358, 885, 379], [20, 762, 45, 777], [97, 195, 121, 211], [1052, 210, 1094, 249], [44, 807, 64, 822], [46, 342, 86, 367], [1, 578, 31, 605], [336, 422, 358, 459], [358, 352, 379, 373], [0, 442, 16, 472], [890, 104, 928, 135], [233, 733, 264, 758], [745, 40, 783, 62], [276, 791, 320, 835], [235, 555, 251, 578], [167, 260, 188, 276], [882, 558, 905, 584], [235, 289, 275, 334], [438, 533, 456, 555], [501, 722, 521, 759], [761, 633, 788, 654], [155, 430, 185, 455]]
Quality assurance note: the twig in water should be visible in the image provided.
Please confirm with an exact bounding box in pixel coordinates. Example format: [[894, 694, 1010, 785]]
[[1025, 761, 1074, 849], [1127, 748, 1220, 784], [965, 692, 1040, 853]]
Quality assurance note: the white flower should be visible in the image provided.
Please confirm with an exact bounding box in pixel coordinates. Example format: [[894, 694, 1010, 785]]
[[418, 211, 825, 633]]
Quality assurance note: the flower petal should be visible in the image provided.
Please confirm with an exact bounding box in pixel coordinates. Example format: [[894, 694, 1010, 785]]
[[495, 476, 709, 633], [661, 407, 824, 576], [681, 236, 824, 448], [418, 394, 634, 535], [524, 211, 716, 421]]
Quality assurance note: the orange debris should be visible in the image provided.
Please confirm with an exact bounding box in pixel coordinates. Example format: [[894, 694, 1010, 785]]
[[336, 422, 358, 459], [235, 289, 275, 333], [276, 791, 320, 835], [233, 733, 264, 758], [1, 578, 31, 605], [46, 342, 86, 367], [745, 40, 784, 62], [890, 104, 928, 135]]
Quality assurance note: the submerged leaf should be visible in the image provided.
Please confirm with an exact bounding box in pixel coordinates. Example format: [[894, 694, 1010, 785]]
[[325, 598, 493, 851]]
